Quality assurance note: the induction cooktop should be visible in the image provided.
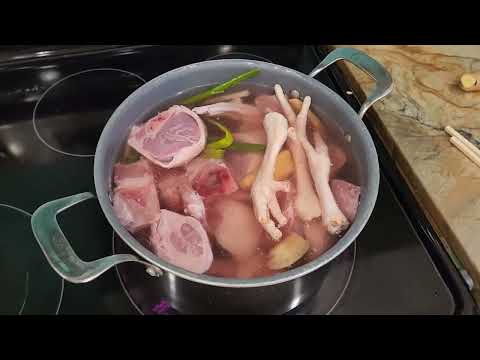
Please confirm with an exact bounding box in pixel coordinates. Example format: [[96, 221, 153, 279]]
[[0, 45, 476, 315]]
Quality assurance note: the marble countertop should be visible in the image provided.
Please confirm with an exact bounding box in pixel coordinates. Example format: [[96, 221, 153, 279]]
[[331, 45, 480, 303]]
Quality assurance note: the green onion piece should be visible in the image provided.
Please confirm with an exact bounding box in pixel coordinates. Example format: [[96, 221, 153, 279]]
[[203, 147, 225, 159], [227, 142, 266, 152], [203, 119, 265, 157], [206, 119, 234, 149], [181, 68, 260, 106], [207, 136, 221, 143]]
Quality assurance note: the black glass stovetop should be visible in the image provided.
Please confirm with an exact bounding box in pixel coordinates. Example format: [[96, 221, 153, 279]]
[[0, 45, 477, 315]]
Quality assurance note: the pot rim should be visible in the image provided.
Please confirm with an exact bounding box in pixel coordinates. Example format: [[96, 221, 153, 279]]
[[94, 58, 380, 288]]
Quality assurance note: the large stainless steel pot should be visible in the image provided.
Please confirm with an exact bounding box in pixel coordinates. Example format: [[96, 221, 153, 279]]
[[31, 48, 393, 314]]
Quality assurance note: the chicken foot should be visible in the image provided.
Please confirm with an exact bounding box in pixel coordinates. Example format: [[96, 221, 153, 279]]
[[295, 96, 349, 235], [251, 112, 291, 241], [274, 84, 322, 222]]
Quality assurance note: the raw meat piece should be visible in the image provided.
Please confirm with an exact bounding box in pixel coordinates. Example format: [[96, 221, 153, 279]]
[[113, 159, 152, 188], [152, 167, 188, 212], [207, 198, 263, 260], [152, 165, 207, 226], [185, 157, 238, 198], [149, 210, 213, 274], [112, 159, 161, 232], [224, 129, 266, 183], [231, 129, 266, 144], [128, 105, 206, 168], [254, 94, 283, 114], [222, 189, 252, 203], [330, 179, 361, 222], [113, 187, 160, 232]]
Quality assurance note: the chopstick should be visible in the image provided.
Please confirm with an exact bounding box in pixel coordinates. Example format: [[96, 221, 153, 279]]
[[445, 126, 480, 168]]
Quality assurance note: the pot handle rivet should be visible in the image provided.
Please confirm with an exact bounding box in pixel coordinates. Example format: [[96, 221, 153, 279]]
[[146, 266, 163, 277]]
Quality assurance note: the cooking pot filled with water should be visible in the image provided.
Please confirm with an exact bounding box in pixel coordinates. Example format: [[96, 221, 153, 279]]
[[31, 48, 393, 314]]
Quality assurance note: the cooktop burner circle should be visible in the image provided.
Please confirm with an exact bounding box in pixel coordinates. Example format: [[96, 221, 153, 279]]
[[32, 68, 146, 157], [112, 233, 355, 315], [0, 204, 64, 315]]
